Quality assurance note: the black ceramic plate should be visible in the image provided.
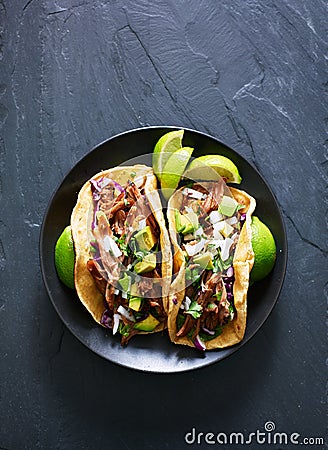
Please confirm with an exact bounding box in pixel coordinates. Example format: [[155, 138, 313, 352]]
[[40, 126, 287, 373]]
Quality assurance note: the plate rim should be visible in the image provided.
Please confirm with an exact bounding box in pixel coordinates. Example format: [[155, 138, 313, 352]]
[[39, 125, 288, 373]]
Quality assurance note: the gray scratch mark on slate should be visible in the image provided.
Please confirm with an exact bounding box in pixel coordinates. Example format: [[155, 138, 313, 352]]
[[22, 0, 35, 12], [122, 12, 198, 130], [49, 328, 66, 363], [281, 206, 327, 256]]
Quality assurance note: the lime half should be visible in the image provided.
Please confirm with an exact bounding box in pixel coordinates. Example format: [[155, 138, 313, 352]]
[[184, 154, 242, 183], [250, 216, 276, 283], [55, 225, 75, 289], [160, 147, 194, 200], [153, 129, 184, 179]]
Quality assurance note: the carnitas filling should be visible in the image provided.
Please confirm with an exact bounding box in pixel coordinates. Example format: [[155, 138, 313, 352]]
[[173, 181, 246, 349], [87, 174, 165, 345]]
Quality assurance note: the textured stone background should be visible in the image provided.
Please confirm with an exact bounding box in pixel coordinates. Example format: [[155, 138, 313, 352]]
[[0, 1, 327, 449]]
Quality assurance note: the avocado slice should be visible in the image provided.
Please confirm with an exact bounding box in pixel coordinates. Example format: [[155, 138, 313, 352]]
[[134, 314, 160, 332], [129, 282, 140, 297], [118, 273, 131, 292], [218, 196, 238, 217], [175, 210, 199, 235], [175, 210, 184, 234], [134, 252, 157, 274], [134, 226, 156, 251], [129, 296, 143, 312], [193, 251, 214, 270]]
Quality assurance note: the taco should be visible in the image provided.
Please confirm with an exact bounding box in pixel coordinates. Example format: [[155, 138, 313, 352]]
[[71, 165, 172, 345], [167, 179, 256, 350]]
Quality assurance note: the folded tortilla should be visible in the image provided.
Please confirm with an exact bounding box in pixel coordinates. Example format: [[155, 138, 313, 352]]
[[71, 165, 172, 340], [167, 183, 256, 350]]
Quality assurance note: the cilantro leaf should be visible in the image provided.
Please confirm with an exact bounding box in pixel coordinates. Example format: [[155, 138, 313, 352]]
[[185, 301, 203, 319], [213, 291, 222, 301], [113, 234, 131, 257], [118, 323, 130, 337]]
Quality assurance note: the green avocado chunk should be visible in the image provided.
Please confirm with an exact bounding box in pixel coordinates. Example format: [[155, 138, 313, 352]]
[[193, 251, 214, 270], [118, 273, 131, 292], [134, 225, 156, 251], [175, 210, 198, 235], [134, 314, 160, 332], [218, 195, 238, 217], [129, 296, 143, 312], [129, 282, 140, 297], [134, 252, 157, 274]]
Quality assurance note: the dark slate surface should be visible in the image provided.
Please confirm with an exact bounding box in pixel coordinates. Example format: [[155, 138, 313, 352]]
[[1, 1, 327, 449]]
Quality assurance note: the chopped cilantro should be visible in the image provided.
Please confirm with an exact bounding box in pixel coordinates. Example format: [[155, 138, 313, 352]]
[[222, 255, 234, 270], [213, 255, 223, 273], [118, 323, 130, 337], [213, 254, 234, 273], [134, 250, 148, 261], [113, 234, 131, 257], [213, 291, 222, 301], [185, 301, 202, 319], [90, 240, 98, 255], [186, 267, 202, 284], [207, 302, 217, 310], [130, 171, 137, 179]]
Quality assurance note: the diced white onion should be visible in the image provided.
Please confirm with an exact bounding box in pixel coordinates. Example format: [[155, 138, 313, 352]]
[[121, 291, 128, 299], [103, 235, 111, 252], [194, 227, 204, 237], [185, 238, 206, 257], [218, 238, 234, 261], [112, 314, 120, 335], [182, 188, 205, 200], [225, 216, 238, 226], [213, 221, 225, 239], [209, 210, 224, 224], [231, 232, 238, 242], [103, 235, 122, 257], [114, 289, 119, 295], [184, 296, 192, 311], [207, 238, 223, 248], [117, 305, 135, 322], [138, 218, 147, 230], [100, 177, 112, 188]]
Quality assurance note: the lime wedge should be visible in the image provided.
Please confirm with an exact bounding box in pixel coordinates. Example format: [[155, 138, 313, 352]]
[[160, 147, 194, 200], [153, 129, 184, 179], [55, 225, 75, 289], [184, 154, 242, 183], [250, 216, 276, 283]]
